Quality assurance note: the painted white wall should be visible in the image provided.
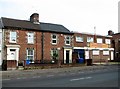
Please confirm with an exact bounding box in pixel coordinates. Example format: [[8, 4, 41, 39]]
[[85, 51, 89, 59], [6, 45, 20, 66], [111, 51, 114, 60], [0, 29, 2, 66]]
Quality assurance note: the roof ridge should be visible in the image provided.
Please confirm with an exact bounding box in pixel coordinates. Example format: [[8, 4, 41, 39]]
[[1, 17, 30, 23], [40, 22, 63, 26]]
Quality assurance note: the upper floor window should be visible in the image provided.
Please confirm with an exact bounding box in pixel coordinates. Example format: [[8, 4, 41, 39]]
[[65, 36, 71, 45], [9, 31, 17, 43], [27, 32, 34, 44], [51, 34, 57, 44], [87, 37, 94, 43], [97, 38, 102, 43], [76, 36, 83, 42], [105, 39, 111, 44]]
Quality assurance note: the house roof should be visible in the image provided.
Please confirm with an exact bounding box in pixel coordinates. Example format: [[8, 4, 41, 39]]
[[40, 22, 72, 34], [1, 17, 40, 30], [1, 17, 72, 34]]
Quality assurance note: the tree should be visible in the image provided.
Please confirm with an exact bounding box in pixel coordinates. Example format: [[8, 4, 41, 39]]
[[52, 52, 58, 63]]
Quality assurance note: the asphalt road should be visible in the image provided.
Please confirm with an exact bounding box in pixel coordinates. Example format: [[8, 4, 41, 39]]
[[2, 65, 119, 87]]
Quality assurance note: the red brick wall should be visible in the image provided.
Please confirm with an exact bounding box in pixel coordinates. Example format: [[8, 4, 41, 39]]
[[5, 29, 73, 63], [43, 32, 73, 61], [73, 33, 112, 47], [5, 29, 42, 62], [89, 50, 110, 63], [7, 60, 17, 69]]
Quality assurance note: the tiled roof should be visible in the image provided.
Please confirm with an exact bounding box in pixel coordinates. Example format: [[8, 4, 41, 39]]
[[40, 22, 72, 34], [1, 17, 72, 34], [1, 17, 40, 30]]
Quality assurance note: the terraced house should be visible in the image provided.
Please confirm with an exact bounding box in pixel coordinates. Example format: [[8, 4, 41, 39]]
[[0, 13, 114, 70], [0, 13, 73, 70]]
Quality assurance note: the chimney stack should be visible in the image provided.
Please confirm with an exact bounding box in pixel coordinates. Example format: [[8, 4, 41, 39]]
[[30, 13, 39, 24], [108, 30, 114, 36]]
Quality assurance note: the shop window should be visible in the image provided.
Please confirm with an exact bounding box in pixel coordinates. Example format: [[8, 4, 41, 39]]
[[103, 51, 109, 55], [93, 50, 99, 55]]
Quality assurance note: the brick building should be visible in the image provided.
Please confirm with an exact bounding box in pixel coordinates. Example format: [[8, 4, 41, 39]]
[[112, 33, 120, 61], [0, 13, 73, 70], [73, 32, 114, 64], [0, 13, 114, 70]]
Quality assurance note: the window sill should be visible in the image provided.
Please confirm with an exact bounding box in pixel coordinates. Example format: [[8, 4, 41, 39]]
[[51, 43, 57, 45], [9, 41, 17, 43], [27, 43, 34, 44]]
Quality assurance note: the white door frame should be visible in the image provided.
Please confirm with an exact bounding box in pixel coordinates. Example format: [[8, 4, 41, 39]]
[[6, 45, 20, 66], [85, 50, 89, 59], [64, 48, 72, 64], [111, 51, 114, 60]]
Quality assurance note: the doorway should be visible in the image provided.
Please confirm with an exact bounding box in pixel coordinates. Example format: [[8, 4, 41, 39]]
[[66, 50, 69, 64], [10, 49, 16, 60]]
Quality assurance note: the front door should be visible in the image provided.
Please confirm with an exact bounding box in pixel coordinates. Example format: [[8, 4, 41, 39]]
[[10, 49, 16, 60], [66, 50, 69, 64]]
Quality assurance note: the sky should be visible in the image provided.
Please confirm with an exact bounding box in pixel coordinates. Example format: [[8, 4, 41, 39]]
[[0, 0, 119, 35]]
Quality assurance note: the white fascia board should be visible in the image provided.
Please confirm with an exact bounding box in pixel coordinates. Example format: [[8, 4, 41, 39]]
[[73, 47, 114, 50]]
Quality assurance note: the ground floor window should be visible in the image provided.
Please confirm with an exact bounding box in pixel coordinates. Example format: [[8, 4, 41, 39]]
[[103, 50, 109, 55], [51, 48, 59, 63], [26, 48, 34, 62], [93, 50, 99, 55]]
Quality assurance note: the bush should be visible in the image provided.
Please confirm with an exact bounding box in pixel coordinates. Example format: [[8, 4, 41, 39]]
[[2, 60, 7, 71]]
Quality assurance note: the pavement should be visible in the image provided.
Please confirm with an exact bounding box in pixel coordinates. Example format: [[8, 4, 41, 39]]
[[2, 64, 118, 80]]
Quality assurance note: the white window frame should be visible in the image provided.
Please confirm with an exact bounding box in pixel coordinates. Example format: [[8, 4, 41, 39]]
[[51, 49, 59, 60], [27, 32, 34, 44], [51, 34, 57, 45], [105, 39, 111, 44], [103, 50, 109, 55], [93, 50, 99, 55], [76, 36, 83, 42], [26, 48, 34, 63], [9, 31, 17, 43], [97, 38, 103, 43], [87, 37, 94, 43], [65, 36, 71, 45]]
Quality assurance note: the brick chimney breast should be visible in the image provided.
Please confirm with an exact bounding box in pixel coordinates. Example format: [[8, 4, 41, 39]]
[[30, 13, 40, 24]]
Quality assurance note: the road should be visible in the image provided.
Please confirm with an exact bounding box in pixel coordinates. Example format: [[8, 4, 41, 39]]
[[2, 65, 119, 88]]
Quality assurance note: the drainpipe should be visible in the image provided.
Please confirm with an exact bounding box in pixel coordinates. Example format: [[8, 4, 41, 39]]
[[41, 32, 44, 62], [36, 31, 37, 61]]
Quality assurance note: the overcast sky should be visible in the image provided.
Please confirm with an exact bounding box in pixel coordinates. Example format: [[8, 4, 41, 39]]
[[0, 0, 119, 35]]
